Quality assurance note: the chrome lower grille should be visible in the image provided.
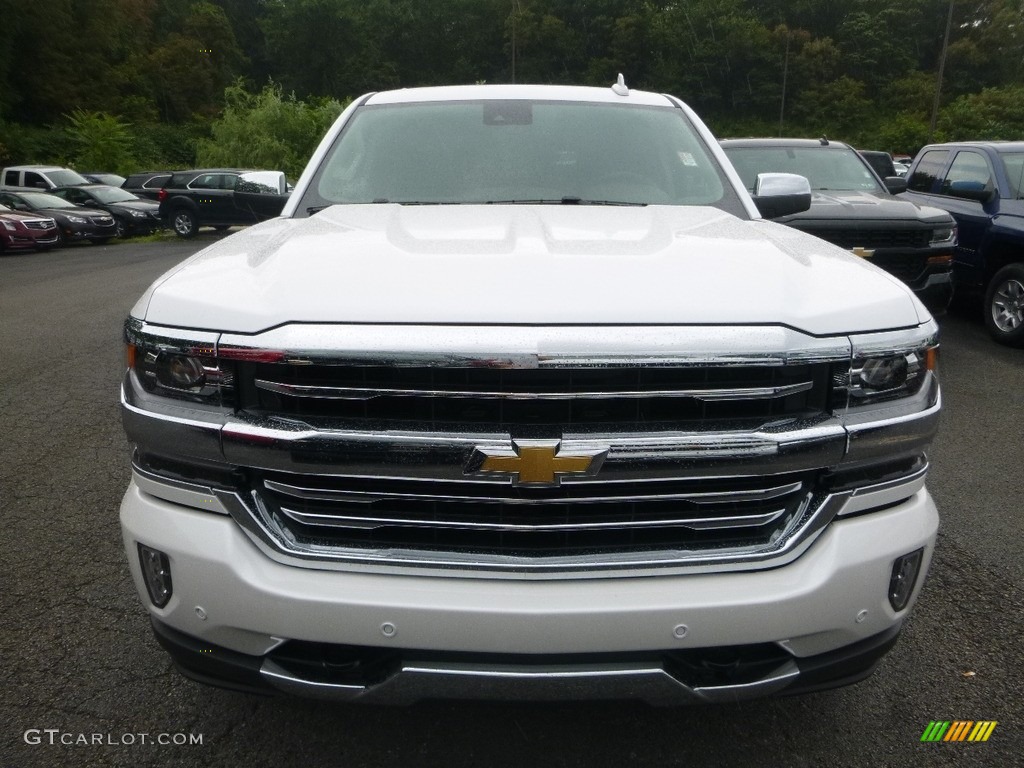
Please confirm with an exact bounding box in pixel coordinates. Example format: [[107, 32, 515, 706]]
[[250, 469, 824, 562]]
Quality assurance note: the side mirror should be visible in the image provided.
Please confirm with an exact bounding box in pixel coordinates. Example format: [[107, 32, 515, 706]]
[[884, 176, 908, 194], [947, 179, 995, 203], [752, 172, 812, 218]]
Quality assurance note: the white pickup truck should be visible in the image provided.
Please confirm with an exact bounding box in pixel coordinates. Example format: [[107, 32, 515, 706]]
[[1, 164, 89, 190], [120, 82, 940, 704]]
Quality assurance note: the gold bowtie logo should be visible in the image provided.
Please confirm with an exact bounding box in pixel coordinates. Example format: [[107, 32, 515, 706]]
[[851, 246, 875, 258], [468, 440, 607, 485]]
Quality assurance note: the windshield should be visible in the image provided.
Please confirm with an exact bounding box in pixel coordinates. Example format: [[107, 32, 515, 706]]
[[999, 152, 1024, 199], [21, 192, 77, 209], [724, 146, 883, 193], [49, 169, 89, 186], [310, 100, 734, 209], [90, 186, 141, 203]]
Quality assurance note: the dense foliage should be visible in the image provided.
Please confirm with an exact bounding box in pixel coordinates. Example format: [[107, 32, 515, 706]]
[[1, 0, 1023, 174]]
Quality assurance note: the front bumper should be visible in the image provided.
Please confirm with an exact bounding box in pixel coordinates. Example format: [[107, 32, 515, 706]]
[[121, 481, 938, 703], [908, 268, 954, 315], [124, 215, 162, 235]]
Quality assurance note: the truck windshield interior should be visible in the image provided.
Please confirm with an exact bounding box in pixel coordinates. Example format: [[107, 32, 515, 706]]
[[312, 100, 731, 208], [726, 146, 882, 193]]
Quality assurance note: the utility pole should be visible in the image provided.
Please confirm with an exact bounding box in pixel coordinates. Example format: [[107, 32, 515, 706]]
[[510, 0, 521, 84], [778, 31, 790, 137], [929, 0, 955, 142]]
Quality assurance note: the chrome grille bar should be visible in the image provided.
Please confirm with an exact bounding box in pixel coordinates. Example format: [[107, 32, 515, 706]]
[[278, 506, 788, 532], [263, 478, 805, 505], [254, 380, 814, 402]]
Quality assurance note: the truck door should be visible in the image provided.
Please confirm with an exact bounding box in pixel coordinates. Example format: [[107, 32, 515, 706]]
[[233, 171, 290, 222], [189, 173, 238, 223], [937, 150, 999, 291]]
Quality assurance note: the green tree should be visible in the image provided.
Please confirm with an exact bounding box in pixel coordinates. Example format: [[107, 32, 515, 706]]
[[64, 110, 136, 172], [196, 81, 346, 178], [937, 86, 1024, 140], [146, 2, 246, 122], [789, 76, 873, 142]]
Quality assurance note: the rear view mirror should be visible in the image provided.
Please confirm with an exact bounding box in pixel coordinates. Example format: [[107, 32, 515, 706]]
[[947, 179, 994, 203], [884, 177, 908, 194], [752, 172, 812, 218], [236, 171, 288, 195]]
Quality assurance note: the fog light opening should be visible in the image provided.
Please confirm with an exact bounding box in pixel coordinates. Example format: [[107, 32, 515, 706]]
[[889, 548, 924, 612], [138, 543, 173, 608]]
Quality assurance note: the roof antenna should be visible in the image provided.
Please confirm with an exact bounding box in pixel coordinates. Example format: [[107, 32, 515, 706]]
[[611, 73, 630, 97]]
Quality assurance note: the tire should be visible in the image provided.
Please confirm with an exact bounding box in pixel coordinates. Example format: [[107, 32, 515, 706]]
[[114, 218, 127, 239], [984, 263, 1024, 347], [172, 208, 198, 238]]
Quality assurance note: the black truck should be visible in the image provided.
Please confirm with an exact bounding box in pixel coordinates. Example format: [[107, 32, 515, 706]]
[[721, 138, 956, 315]]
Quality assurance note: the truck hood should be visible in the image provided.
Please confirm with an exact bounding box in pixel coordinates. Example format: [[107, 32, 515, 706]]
[[775, 190, 951, 225], [136, 204, 927, 335]]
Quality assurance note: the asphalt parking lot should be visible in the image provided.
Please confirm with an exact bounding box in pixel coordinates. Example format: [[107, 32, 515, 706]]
[[1, 236, 1021, 767]]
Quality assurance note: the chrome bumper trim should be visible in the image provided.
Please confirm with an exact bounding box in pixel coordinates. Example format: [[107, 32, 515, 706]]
[[259, 657, 800, 705]]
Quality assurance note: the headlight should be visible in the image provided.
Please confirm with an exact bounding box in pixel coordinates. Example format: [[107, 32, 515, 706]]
[[930, 226, 956, 245], [66, 215, 88, 224], [129, 209, 147, 218], [849, 348, 935, 403], [1, 221, 16, 231], [832, 326, 939, 409], [125, 321, 233, 405]]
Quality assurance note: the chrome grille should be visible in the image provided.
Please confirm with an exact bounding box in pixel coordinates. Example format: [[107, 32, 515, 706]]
[[25, 219, 56, 230], [243, 363, 831, 429], [252, 469, 821, 561], [208, 326, 854, 571]]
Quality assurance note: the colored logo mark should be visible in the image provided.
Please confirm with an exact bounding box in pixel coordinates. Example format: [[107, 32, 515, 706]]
[[921, 721, 997, 742]]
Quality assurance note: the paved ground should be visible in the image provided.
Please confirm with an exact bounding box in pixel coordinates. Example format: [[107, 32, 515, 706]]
[[1, 237, 1021, 767]]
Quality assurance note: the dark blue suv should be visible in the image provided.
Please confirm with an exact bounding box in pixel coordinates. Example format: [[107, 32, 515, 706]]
[[901, 142, 1024, 346]]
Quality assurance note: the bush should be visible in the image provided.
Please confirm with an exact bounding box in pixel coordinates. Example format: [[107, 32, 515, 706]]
[[196, 81, 347, 179]]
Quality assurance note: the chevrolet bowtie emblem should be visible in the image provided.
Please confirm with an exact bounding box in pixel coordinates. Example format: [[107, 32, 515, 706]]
[[467, 440, 608, 485], [851, 246, 875, 258]]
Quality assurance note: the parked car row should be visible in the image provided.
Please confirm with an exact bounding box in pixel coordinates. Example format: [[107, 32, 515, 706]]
[[0, 164, 293, 246], [0, 164, 161, 251]]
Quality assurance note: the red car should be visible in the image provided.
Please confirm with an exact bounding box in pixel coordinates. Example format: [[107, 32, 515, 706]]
[[0, 204, 59, 253]]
